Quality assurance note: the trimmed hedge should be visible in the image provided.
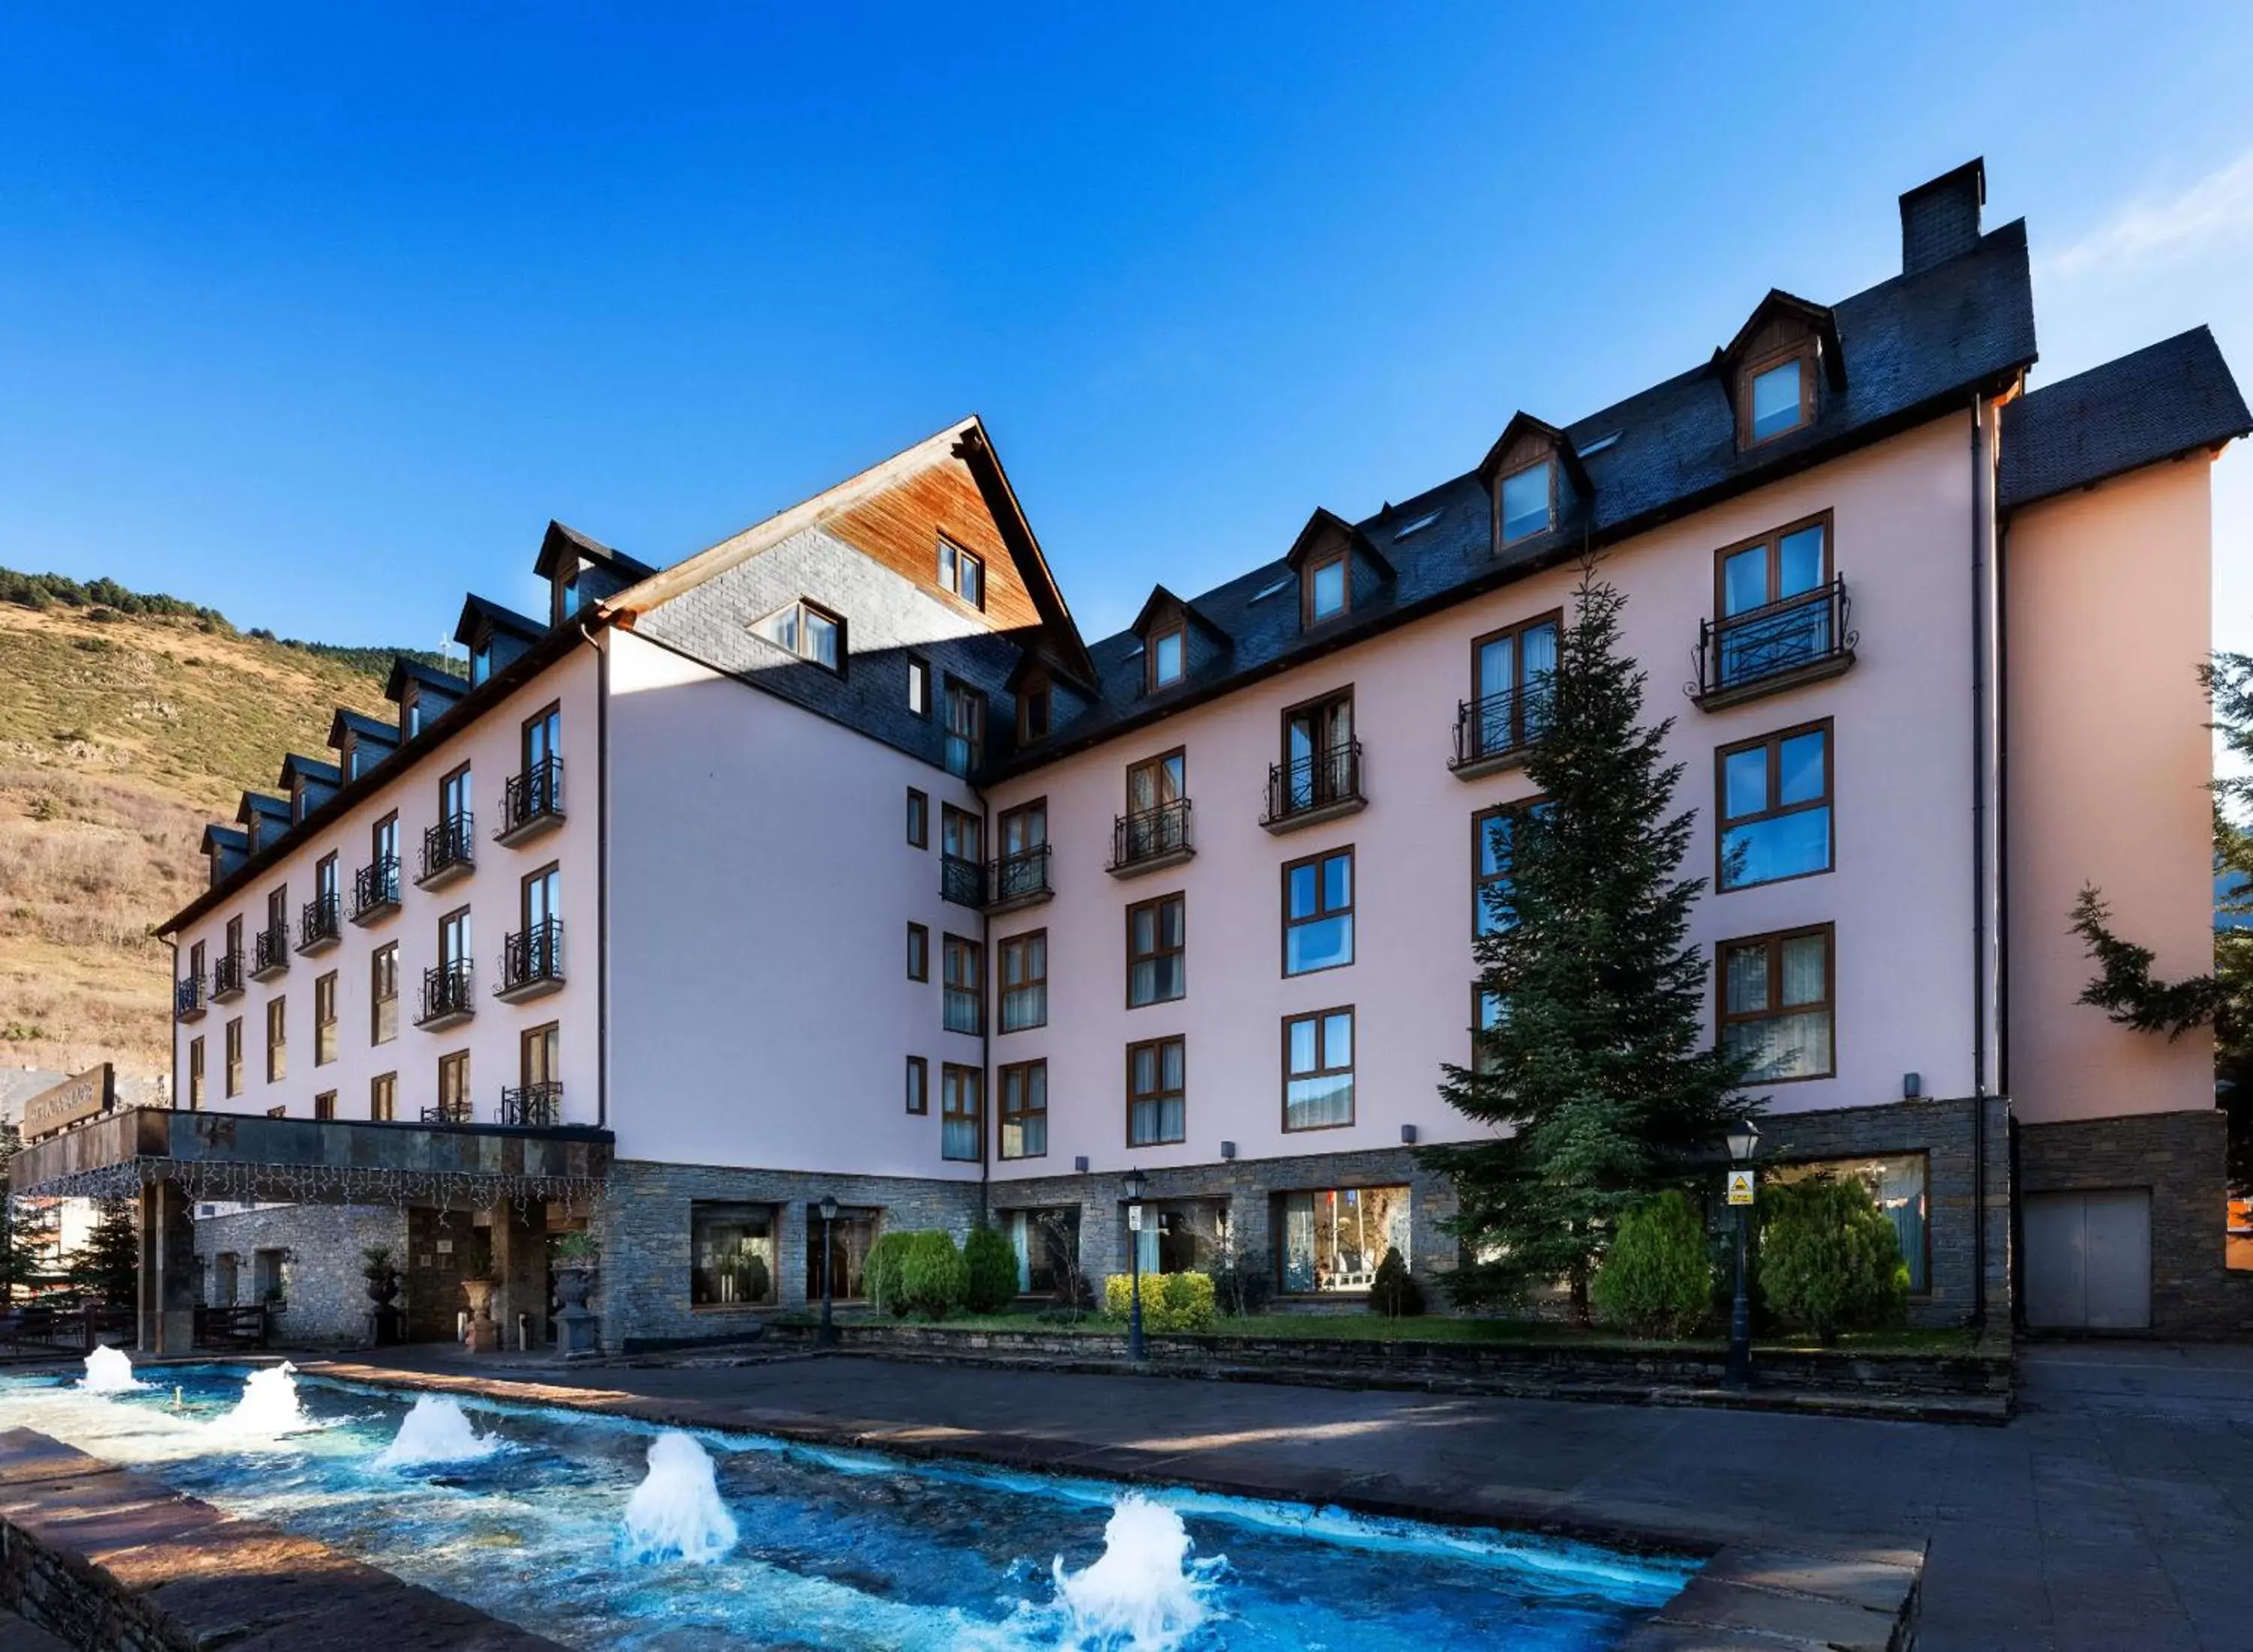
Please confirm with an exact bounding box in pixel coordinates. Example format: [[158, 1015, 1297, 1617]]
[[1102, 1271, 1217, 1332], [1758, 1174, 1909, 1342], [1592, 1190, 1712, 1338], [963, 1224, 1020, 1313], [897, 1231, 970, 1320], [863, 1231, 912, 1316], [1369, 1247, 1425, 1317]]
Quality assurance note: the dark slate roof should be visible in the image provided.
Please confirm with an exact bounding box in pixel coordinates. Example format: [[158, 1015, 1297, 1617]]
[[277, 753, 340, 791], [535, 519, 656, 582], [327, 708, 400, 750], [453, 592, 547, 650], [385, 656, 470, 704], [200, 823, 247, 855], [2000, 327, 2250, 512], [236, 791, 291, 825], [1007, 220, 2038, 772]]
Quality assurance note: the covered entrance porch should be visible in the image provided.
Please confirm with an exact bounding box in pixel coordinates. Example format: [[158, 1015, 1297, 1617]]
[[7, 1106, 611, 1355]]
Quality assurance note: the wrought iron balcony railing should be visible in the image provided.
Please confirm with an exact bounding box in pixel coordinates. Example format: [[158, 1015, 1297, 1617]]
[[496, 919, 565, 999], [250, 925, 289, 980], [1450, 681, 1551, 773], [210, 949, 246, 1001], [351, 857, 400, 923], [1694, 576, 1857, 706], [940, 854, 985, 908], [417, 960, 475, 1028], [418, 813, 475, 886], [940, 848, 1054, 911], [421, 1097, 473, 1125], [174, 975, 206, 1020], [1109, 800, 1193, 874], [499, 1081, 562, 1127], [297, 893, 341, 953], [1262, 740, 1364, 830], [496, 756, 565, 845]]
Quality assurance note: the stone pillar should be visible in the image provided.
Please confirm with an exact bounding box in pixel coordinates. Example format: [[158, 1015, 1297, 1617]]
[[137, 1178, 196, 1355], [490, 1198, 549, 1352]]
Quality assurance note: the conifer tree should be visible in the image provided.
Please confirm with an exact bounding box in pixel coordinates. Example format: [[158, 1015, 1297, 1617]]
[[0, 1123, 51, 1305], [67, 1199, 140, 1309], [1427, 568, 1753, 1319]]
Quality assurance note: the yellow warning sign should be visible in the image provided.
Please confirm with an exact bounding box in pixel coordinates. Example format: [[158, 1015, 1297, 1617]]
[[1726, 1170, 1757, 1206]]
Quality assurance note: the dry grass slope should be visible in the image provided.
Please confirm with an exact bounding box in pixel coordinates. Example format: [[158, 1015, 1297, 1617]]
[[0, 603, 396, 1080]]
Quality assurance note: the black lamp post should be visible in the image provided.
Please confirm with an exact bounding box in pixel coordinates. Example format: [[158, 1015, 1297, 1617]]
[[816, 1194, 840, 1350], [1122, 1167, 1147, 1362], [1724, 1117, 1761, 1388]]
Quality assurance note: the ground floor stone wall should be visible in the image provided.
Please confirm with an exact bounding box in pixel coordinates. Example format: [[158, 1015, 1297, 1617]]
[[1757, 1094, 2013, 1328], [193, 1204, 408, 1347], [2016, 1107, 2253, 1336]]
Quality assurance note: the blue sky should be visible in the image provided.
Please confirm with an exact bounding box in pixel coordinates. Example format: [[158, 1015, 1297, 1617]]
[[3, 5, 2251, 657]]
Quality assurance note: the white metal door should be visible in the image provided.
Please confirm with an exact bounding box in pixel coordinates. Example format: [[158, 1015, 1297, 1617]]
[[2023, 1189, 2152, 1331]]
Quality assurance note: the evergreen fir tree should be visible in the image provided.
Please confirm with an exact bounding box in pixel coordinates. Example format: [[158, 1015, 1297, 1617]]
[[0, 1123, 52, 1305], [1426, 568, 1754, 1319], [67, 1199, 140, 1308]]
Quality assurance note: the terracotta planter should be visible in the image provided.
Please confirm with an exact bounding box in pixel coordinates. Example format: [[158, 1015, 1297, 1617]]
[[461, 1277, 498, 1352]]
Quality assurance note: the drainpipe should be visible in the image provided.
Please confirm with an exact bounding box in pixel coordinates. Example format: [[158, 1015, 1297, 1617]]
[[1968, 392, 1991, 1326], [580, 621, 609, 1131], [978, 787, 992, 1228]]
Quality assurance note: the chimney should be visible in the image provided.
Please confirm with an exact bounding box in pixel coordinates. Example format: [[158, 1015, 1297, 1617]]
[[1899, 158, 1986, 276]]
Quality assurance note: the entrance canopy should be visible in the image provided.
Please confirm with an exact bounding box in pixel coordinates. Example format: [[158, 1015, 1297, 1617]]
[[8, 1107, 611, 1213]]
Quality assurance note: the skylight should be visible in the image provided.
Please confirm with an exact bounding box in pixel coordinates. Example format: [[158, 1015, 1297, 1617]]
[[1250, 577, 1293, 602], [1392, 509, 1443, 539], [1577, 430, 1622, 457]]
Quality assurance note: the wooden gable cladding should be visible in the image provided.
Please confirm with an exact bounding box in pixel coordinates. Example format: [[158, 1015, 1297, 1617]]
[[826, 454, 1043, 632]]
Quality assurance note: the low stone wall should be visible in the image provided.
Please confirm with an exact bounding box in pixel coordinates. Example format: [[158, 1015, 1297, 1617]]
[[0, 1427, 559, 1650], [193, 1204, 409, 1346], [765, 1321, 2013, 1414]]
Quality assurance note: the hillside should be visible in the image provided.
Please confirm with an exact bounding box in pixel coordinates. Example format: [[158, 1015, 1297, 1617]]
[[0, 574, 453, 1081]]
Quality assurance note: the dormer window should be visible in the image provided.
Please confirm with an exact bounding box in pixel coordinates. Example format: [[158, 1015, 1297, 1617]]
[[1500, 461, 1554, 545], [1150, 626, 1186, 691], [939, 536, 985, 610], [1745, 348, 1813, 445], [1018, 681, 1051, 743], [560, 575, 581, 619], [750, 599, 844, 672], [1304, 551, 1349, 627], [470, 644, 492, 686], [403, 693, 423, 740]]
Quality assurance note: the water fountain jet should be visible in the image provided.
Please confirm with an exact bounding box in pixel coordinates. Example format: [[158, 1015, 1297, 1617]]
[[1051, 1494, 1217, 1651], [620, 1430, 738, 1564], [76, 1346, 146, 1394], [209, 1361, 313, 1439], [373, 1394, 502, 1469]]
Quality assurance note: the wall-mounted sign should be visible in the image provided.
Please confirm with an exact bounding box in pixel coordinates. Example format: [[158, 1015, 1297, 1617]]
[[22, 1065, 113, 1140], [1726, 1169, 1757, 1207]]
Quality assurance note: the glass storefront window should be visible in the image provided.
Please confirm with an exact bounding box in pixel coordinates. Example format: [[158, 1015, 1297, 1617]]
[[1003, 1206, 1081, 1295], [806, 1205, 879, 1301], [691, 1201, 780, 1309], [1280, 1184, 1410, 1294], [1131, 1198, 1229, 1276], [1775, 1154, 1929, 1292]]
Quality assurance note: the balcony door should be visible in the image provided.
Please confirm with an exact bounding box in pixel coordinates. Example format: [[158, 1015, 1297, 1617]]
[[441, 765, 472, 827], [440, 908, 472, 972], [1127, 751, 1184, 814], [942, 806, 982, 866], [523, 864, 559, 932], [1001, 801, 1045, 858], [1473, 616, 1558, 755], [1284, 692, 1353, 811], [374, 812, 398, 867], [1717, 517, 1832, 685], [522, 1022, 559, 1089], [315, 855, 338, 906]]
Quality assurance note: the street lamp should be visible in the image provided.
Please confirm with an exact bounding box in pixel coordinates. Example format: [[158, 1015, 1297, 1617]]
[[1724, 1118, 1761, 1389], [1122, 1167, 1148, 1363], [816, 1194, 840, 1349]]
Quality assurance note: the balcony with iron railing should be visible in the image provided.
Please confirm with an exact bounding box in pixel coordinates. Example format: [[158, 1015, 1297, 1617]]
[[174, 975, 206, 1021], [495, 756, 565, 848], [1261, 740, 1365, 833], [421, 1096, 474, 1125], [416, 960, 476, 1030], [1449, 681, 1551, 779], [210, 949, 245, 1002], [496, 918, 566, 1003], [499, 1081, 563, 1127], [940, 847, 1054, 914], [1108, 800, 1194, 877], [297, 893, 341, 954], [249, 925, 290, 982], [417, 813, 475, 889], [351, 856, 401, 925], [1692, 576, 1857, 710]]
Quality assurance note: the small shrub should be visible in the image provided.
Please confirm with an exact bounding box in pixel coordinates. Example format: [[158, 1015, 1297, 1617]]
[[962, 1224, 1019, 1313], [1208, 1246, 1274, 1316], [1102, 1271, 1216, 1332], [1757, 1174, 1909, 1343], [862, 1231, 911, 1316], [1592, 1191, 1712, 1338], [1369, 1246, 1425, 1317], [897, 1230, 969, 1320]]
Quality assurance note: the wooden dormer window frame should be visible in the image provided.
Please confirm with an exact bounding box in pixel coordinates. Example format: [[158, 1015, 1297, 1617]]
[[1301, 548, 1350, 629], [1016, 674, 1052, 743], [1147, 624, 1187, 693], [1498, 459, 1556, 546], [1739, 340, 1817, 448]]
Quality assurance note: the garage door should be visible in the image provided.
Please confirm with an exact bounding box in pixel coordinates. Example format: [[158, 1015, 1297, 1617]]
[[2022, 1189, 2152, 1330]]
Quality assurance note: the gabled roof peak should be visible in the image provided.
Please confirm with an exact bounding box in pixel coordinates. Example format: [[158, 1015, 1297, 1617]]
[[1130, 583, 1231, 646], [1283, 507, 1395, 579], [1476, 412, 1593, 496], [534, 520, 656, 583], [1715, 289, 1847, 390]]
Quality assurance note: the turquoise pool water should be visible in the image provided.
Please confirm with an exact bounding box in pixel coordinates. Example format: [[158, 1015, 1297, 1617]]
[[0, 1364, 1694, 1650]]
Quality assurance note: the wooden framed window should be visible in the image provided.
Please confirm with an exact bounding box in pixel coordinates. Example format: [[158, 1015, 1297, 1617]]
[[1283, 1007, 1356, 1131], [266, 1105, 288, 1119], [1467, 611, 1561, 759], [189, 939, 206, 987], [1472, 800, 1549, 938], [1498, 459, 1555, 544], [439, 761, 472, 829], [522, 1021, 559, 1089], [313, 1091, 336, 1121], [1302, 549, 1349, 628], [944, 681, 986, 776], [225, 1017, 243, 1096], [905, 1055, 927, 1115], [523, 701, 561, 774], [906, 654, 931, 718], [1739, 342, 1815, 447], [314, 971, 338, 1066], [371, 1072, 396, 1122], [1278, 688, 1355, 814], [265, 996, 286, 1084], [999, 1060, 1048, 1160], [314, 852, 339, 915], [938, 535, 985, 609], [188, 1037, 204, 1111], [1718, 924, 1835, 1081], [225, 913, 243, 964], [1126, 893, 1185, 1007], [1126, 749, 1185, 812], [1283, 846, 1353, 975], [373, 810, 399, 868], [907, 922, 929, 982], [1000, 930, 1048, 1032], [749, 598, 845, 672], [1718, 720, 1833, 891], [1718, 511, 1831, 621], [1473, 986, 1505, 1075], [942, 934, 983, 1035], [1126, 1037, 1186, 1147], [1016, 680, 1051, 743], [372, 942, 399, 1045], [941, 803, 982, 867], [906, 787, 928, 849], [1148, 624, 1186, 692], [1000, 800, 1047, 861], [941, 1064, 983, 1162], [437, 1050, 471, 1118]]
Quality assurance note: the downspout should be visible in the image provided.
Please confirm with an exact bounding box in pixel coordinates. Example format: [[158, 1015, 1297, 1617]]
[[166, 936, 179, 1111], [581, 621, 609, 1132], [978, 786, 992, 1228], [1968, 392, 1990, 1326]]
